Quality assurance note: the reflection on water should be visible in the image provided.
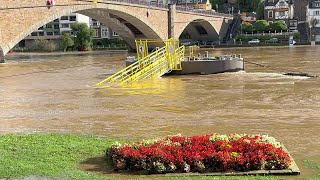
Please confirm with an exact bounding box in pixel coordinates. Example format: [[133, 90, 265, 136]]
[[1, 47, 320, 177]]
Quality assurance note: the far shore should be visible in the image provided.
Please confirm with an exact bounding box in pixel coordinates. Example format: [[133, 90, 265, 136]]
[[5, 43, 318, 58], [6, 49, 128, 58]]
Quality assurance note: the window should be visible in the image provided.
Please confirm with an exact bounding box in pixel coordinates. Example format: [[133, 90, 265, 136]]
[[60, 16, 68, 20], [314, 11, 320, 16], [268, 11, 273, 18], [102, 28, 109, 37], [38, 32, 44, 36], [315, 2, 320, 7], [279, 11, 285, 17], [54, 24, 60, 29], [47, 32, 53, 36], [46, 24, 53, 28], [31, 32, 38, 36], [69, 16, 76, 21], [61, 24, 70, 28], [93, 29, 99, 37], [113, 31, 119, 36]]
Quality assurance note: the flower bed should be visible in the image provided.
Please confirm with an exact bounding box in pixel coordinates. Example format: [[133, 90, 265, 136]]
[[107, 134, 291, 174]]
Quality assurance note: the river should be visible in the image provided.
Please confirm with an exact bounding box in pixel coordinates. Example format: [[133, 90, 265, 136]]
[[1, 46, 320, 178]]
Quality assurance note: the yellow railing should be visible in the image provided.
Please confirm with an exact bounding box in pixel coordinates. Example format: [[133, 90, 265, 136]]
[[96, 39, 185, 86]]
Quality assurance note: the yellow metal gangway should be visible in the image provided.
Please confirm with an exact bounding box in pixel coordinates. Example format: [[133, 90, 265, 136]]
[[96, 39, 185, 86]]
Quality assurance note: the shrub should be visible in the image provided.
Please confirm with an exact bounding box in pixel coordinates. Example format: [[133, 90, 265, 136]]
[[270, 20, 288, 31], [32, 39, 58, 52], [253, 20, 270, 32], [241, 22, 254, 32], [294, 32, 300, 40]]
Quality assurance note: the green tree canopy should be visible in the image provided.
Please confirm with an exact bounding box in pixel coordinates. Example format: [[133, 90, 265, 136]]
[[270, 20, 288, 31], [60, 32, 74, 52], [234, 0, 264, 13], [71, 22, 95, 50], [241, 22, 254, 32], [256, 1, 265, 20], [253, 20, 269, 31]]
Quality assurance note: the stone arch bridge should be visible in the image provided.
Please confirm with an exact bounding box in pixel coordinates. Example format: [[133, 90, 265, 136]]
[[0, 0, 233, 62]]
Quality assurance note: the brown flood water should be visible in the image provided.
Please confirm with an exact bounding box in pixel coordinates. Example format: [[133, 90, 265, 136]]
[[1, 46, 320, 178]]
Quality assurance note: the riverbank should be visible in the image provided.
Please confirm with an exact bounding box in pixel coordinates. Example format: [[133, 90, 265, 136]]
[[209, 42, 312, 49], [0, 134, 319, 180], [5, 50, 128, 59]]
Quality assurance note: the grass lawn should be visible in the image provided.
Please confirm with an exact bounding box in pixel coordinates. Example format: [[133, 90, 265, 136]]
[[0, 134, 319, 180]]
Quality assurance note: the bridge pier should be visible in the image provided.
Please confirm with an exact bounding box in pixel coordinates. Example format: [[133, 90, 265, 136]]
[[0, 47, 4, 63], [168, 4, 176, 39]]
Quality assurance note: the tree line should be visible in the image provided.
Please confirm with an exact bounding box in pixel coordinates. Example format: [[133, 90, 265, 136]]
[[241, 20, 288, 33]]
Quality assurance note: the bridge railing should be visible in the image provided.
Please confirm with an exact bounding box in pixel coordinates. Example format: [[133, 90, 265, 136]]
[[176, 6, 233, 18], [101, 0, 232, 17], [103, 0, 168, 9]]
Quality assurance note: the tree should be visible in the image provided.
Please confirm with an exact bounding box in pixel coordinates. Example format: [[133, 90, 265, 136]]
[[253, 20, 269, 31], [210, 0, 225, 12], [60, 32, 74, 52], [270, 20, 288, 31], [71, 22, 95, 50], [234, 0, 263, 13], [241, 22, 253, 32], [255, 1, 265, 20]]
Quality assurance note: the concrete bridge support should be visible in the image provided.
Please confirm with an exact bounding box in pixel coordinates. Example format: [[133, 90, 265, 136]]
[[168, 4, 176, 39], [0, 47, 4, 63]]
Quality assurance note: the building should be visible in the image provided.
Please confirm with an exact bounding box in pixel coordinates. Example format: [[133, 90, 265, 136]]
[[264, 0, 297, 31], [18, 14, 122, 49], [307, 0, 320, 41], [293, 0, 308, 22], [20, 13, 90, 48], [175, 0, 212, 11], [90, 18, 119, 40]]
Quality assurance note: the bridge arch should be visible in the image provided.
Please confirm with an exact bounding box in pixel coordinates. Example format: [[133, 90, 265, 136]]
[[0, 1, 168, 55], [179, 19, 220, 42]]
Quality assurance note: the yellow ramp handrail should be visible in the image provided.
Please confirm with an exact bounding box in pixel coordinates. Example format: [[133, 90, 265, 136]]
[[96, 46, 166, 86], [96, 41, 185, 86]]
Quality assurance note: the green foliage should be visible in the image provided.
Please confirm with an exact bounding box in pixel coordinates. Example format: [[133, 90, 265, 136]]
[[294, 32, 300, 40], [32, 39, 58, 52], [210, 0, 225, 11], [253, 20, 269, 32], [60, 32, 74, 52], [92, 38, 128, 50], [71, 22, 95, 50], [256, 1, 265, 20], [270, 20, 288, 31], [241, 22, 254, 32], [234, 0, 264, 13]]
